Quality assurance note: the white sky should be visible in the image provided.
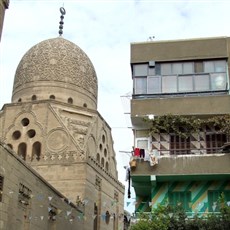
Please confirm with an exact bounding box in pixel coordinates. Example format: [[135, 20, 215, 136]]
[[1, 0, 230, 213]]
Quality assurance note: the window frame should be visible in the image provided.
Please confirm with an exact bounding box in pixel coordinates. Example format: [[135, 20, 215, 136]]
[[132, 59, 228, 95]]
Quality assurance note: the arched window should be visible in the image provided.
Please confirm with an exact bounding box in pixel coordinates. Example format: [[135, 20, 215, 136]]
[[105, 162, 109, 171], [31, 95, 37, 101], [68, 97, 73, 104], [18, 143, 27, 160], [50, 95, 55, 100], [32, 142, 41, 161], [101, 157, 105, 167], [96, 153, 100, 163], [7, 144, 13, 150]]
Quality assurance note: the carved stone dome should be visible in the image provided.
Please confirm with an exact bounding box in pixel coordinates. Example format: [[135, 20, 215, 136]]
[[12, 37, 98, 109]]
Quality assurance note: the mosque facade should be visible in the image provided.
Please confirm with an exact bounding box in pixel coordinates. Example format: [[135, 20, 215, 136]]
[[0, 2, 125, 230]]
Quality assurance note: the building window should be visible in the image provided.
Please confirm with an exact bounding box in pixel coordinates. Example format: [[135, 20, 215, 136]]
[[7, 144, 13, 149], [133, 59, 227, 95], [18, 183, 32, 208], [93, 203, 98, 230], [96, 153, 100, 163], [27, 129, 36, 138], [48, 205, 57, 221], [21, 118, 30, 126], [169, 191, 191, 211], [18, 143, 27, 160], [68, 97, 73, 104], [133, 64, 148, 76], [32, 142, 41, 161], [136, 138, 149, 149], [208, 190, 230, 212], [0, 176, 4, 202], [162, 75, 177, 93], [194, 61, 204, 73], [170, 134, 190, 155], [49, 95, 55, 100], [12, 130, 21, 140], [31, 95, 37, 101], [101, 157, 105, 167], [134, 77, 147, 94], [105, 162, 109, 171], [206, 133, 226, 154]]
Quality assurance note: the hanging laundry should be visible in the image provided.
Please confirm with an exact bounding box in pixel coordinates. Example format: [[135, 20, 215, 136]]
[[149, 152, 158, 166], [134, 148, 140, 157], [140, 149, 145, 158]]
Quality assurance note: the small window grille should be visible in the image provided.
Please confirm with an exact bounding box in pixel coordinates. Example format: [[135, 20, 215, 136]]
[[18, 183, 32, 208], [0, 176, 4, 202]]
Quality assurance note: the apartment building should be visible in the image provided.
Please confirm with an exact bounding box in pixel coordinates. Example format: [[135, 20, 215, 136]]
[[130, 37, 230, 216]]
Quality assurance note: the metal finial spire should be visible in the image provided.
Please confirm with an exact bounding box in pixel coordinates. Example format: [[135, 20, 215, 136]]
[[59, 7, 66, 36]]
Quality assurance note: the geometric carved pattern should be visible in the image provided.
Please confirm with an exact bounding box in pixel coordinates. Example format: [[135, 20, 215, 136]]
[[13, 38, 98, 100], [47, 129, 68, 152], [31, 150, 85, 165]]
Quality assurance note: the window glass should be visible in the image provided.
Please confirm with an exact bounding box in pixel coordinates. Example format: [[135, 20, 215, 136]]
[[148, 76, 160, 94], [161, 63, 171, 75], [133, 64, 148, 76], [135, 77, 147, 94], [210, 73, 226, 90], [194, 74, 210, 91], [194, 61, 204, 73], [172, 63, 183, 74], [155, 63, 161, 75], [183, 62, 193, 74], [178, 75, 193, 92], [137, 139, 148, 149], [214, 60, 226, 72], [204, 61, 215, 73], [162, 76, 177, 93], [169, 191, 191, 211]]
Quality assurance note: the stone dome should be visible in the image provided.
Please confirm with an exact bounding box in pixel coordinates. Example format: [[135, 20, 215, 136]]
[[12, 37, 98, 109]]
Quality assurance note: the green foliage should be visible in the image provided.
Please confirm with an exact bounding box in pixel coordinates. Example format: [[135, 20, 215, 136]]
[[144, 114, 230, 138], [129, 199, 230, 230]]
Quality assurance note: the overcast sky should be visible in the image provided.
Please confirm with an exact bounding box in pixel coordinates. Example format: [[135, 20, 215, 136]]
[[1, 0, 230, 213]]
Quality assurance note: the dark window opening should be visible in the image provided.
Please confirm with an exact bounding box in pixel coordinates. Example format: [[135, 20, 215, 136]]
[[18, 143, 27, 160], [18, 183, 32, 207], [49, 95, 55, 100], [31, 95, 37, 101], [32, 142, 41, 161], [27, 129, 36, 138], [96, 153, 100, 163], [105, 211, 110, 224], [105, 162, 109, 171], [12, 130, 21, 140], [170, 134, 190, 155], [68, 97, 73, 104], [21, 118, 30, 126], [206, 133, 227, 154], [0, 176, 4, 202], [93, 203, 98, 230], [7, 144, 13, 149]]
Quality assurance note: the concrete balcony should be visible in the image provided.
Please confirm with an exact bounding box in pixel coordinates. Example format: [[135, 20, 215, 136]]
[[131, 94, 230, 128], [130, 153, 230, 196]]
